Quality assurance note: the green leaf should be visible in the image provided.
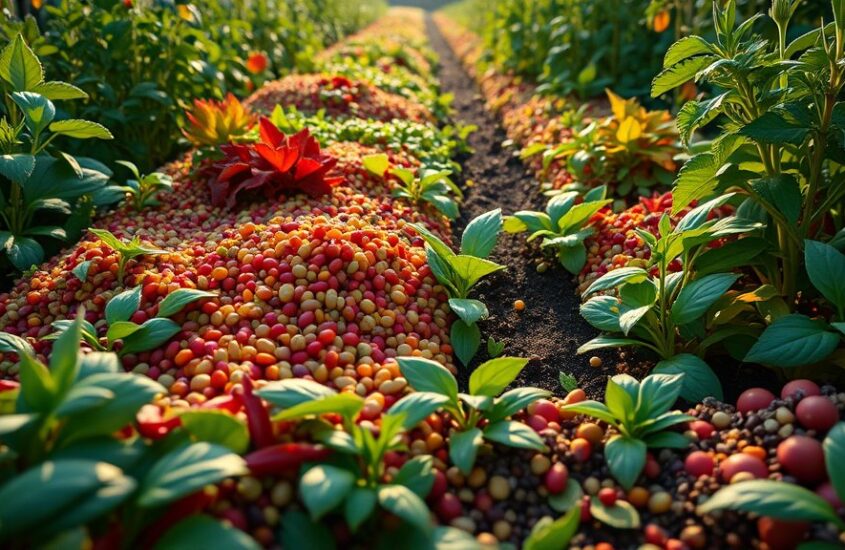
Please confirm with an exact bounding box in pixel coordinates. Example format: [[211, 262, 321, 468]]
[[55, 385, 114, 417], [32, 81, 87, 101], [138, 443, 247, 508], [740, 112, 810, 145], [344, 487, 377, 532], [389, 392, 449, 429], [377, 484, 432, 533], [156, 289, 216, 319], [469, 356, 529, 397], [18, 353, 56, 412], [523, 506, 579, 550], [105, 287, 142, 325], [605, 375, 635, 421], [636, 373, 684, 419], [153, 515, 261, 550], [0, 332, 34, 356], [179, 410, 249, 453], [671, 273, 739, 325], [394, 455, 435, 498], [651, 55, 717, 97], [0, 34, 43, 91], [448, 298, 488, 325], [676, 93, 730, 146], [362, 153, 389, 176], [397, 357, 458, 403], [7, 236, 44, 270], [604, 435, 646, 490], [483, 420, 545, 451], [744, 314, 840, 367], [257, 378, 337, 409], [653, 354, 723, 402], [300, 465, 355, 520], [487, 387, 551, 423], [106, 321, 142, 343], [823, 423, 845, 504], [460, 393, 493, 411], [663, 35, 714, 67], [577, 335, 646, 354], [643, 431, 691, 448], [582, 267, 649, 297], [448, 255, 506, 290], [618, 280, 657, 335], [0, 460, 134, 537], [580, 296, 621, 332], [548, 478, 584, 512], [279, 511, 336, 550], [0, 154, 35, 183], [11, 91, 54, 136], [450, 428, 483, 474], [557, 243, 588, 274], [451, 320, 481, 366], [274, 393, 363, 422], [697, 480, 843, 526], [49, 119, 113, 140], [119, 318, 180, 355], [589, 497, 641, 529], [805, 240, 845, 313], [751, 175, 802, 224]]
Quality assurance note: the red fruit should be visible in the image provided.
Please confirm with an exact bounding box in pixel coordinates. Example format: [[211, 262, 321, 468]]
[[757, 517, 809, 550], [795, 396, 839, 432], [580, 495, 592, 521], [644, 523, 668, 546], [737, 388, 775, 413], [428, 469, 447, 502], [533, 399, 560, 423], [598, 487, 617, 506], [570, 438, 592, 462], [720, 453, 768, 482], [776, 436, 826, 485], [684, 451, 714, 477], [781, 379, 821, 400], [644, 453, 661, 479], [545, 463, 569, 494], [435, 493, 462, 522], [527, 414, 548, 432], [689, 420, 715, 440]]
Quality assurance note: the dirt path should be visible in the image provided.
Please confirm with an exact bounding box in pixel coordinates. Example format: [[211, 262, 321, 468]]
[[425, 17, 620, 399]]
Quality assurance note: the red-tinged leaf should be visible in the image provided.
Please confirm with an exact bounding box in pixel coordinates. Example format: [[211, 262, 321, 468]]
[[258, 116, 286, 148], [241, 376, 275, 449], [255, 143, 297, 173]]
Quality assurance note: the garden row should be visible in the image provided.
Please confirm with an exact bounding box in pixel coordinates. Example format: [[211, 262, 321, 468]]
[[431, 0, 845, 548]]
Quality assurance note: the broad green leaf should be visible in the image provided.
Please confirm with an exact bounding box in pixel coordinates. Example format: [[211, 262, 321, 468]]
[[483, 420, 545, 450], [635, 372, 684, 418], [618, 280, 657, 335], [675, 193, 735, 232], [0, 331, 34, 356], [55, 385, 113, 417], [545, 192, 578, 226], [582, 267, 649, 297], [523, 506, 579, 550], [257, 378, 336, 409], [397, 357, 458, 403], [548, 478, 584, 512], [138, 443, 246, 508], [577, 336, 647, 354], [744, 314, 840, 367], [605, 435, 646, 489], [676, 92, 730, 145], [580, 296, 622, 332], [153, 515, 261, 550], [0, 154, 35, 183], [105, 287, 142, 325], [671, 273, 739, 325], [394, 455, 435, 498], [589, 498, 640, 529], [460, 209, 501, 258], [156, 289, 216, 319], [274, 393, 363, 422], [697, 480, 843, 526], [459, 392, 493, 411], [651, 55, 717, 97], [643, 431, 691, 448], [362, 153, 389, 176], [824, 423, 845, 504], [179, 410, 249, 453], [805, 240, 845, 312], [119, 318, 180, 355], [557, 243, 588, 274], [279, 511, 336, 550], [448, 255, 506, 290], [740, 112, 810, 145], [451, 319, 480, 366], [32, 81, 87, 100], [7, 236, 44, 270], [106, 321, 142, 343], [0, 34, 43, 91], [751, 175, 802, 224], [49, 119, 113, 140], [0, 460, 134, 537], [377, 484, 431, 533], [663, 35, 714, 67], [18, 353, 56, 411], [448, 298, 488, 325], [487, 387, 551, 423], [344, 487, 377, 532], [654, 354, 723, 401], [605, 375, 635, 422], [449, 428, 483, 474], [469, 356, 529, 397], [11, 91, 54, 136], [389, 392, 449, 429], [557, 200, 611, 232]]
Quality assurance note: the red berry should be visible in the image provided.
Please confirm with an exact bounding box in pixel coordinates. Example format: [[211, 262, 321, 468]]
[[777, 435, 826, 485], [781, 379, 821, 400], [757, 517, 808, 550], [737, 388, 775, 413], [689, 420, 715, 440], [720, 453, 768, 482], [684, 451, 714, 477], [533, 399, 560, 423], [434, 493, 462, 522], [544, 463, 569, 494], [795, 396, 839, 432], [598, 487, 617, 506]]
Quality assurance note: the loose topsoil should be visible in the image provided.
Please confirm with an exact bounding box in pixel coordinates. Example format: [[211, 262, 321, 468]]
[[425, 16, 780, 402]]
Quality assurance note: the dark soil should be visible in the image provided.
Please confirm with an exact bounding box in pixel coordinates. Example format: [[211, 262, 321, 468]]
[[425, 16, 781, 403], [425, 17, 630, 400]]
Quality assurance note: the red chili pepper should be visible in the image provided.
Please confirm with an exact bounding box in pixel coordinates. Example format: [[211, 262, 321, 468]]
[[201, 393, 243, 414], [136, 404, 182, 440], [241, 376, 275, 449], [244, 443, 330, 477]]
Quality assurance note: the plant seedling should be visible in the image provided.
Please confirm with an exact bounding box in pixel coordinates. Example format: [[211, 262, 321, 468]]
[[115, 160, 173, 211], [89, 228, 167, 283], [411, 209, 505, 365], [486, 336, 505, 358]]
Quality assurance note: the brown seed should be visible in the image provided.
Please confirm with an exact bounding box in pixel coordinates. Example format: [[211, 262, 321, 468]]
[[488, 475, 510, 500], [589, 356, 602, 368], [492, 520, 512, 541], [648, 491, 672, 514]]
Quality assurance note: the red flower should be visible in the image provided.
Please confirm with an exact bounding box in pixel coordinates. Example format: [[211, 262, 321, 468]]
[[246, 52, 268, 74], [208, 117, 342, 208]]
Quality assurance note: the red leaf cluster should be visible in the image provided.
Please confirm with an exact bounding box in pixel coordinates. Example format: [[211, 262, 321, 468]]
[[208, 117, 343, 208]]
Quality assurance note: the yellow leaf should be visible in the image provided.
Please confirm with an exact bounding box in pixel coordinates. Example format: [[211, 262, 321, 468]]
[[178, 4, 193, 21], [606, 89, 628, 121], [616, 117, 642, 144]]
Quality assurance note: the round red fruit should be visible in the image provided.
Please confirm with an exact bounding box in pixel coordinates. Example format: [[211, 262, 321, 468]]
[[737, 388, 775, 414]]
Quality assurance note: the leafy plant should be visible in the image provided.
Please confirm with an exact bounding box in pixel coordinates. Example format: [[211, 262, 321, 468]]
[[182, 93, 256, 148], [504, 186, 611, 274], [698, 422, 845, 535], [114, 160, 173, 211], [745, 240, 845, 367], [558, 371, 578, 392], [255, 379, 444, 537], [411, 210, 505, 365], [398, 356, 549, 474], [89, 228, 167, 283], [652, 0, 845, 307], [44, 286, 215, 357], [578, 195, 761, 401], [208, 117, 342, 208], [523, 506, 580, 550], [363, 153, 463, 219], [0, 33, 118, 272], [562, 373, 693, 489], [0, 313, 251, 547], [486, 336, 505, 358]]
